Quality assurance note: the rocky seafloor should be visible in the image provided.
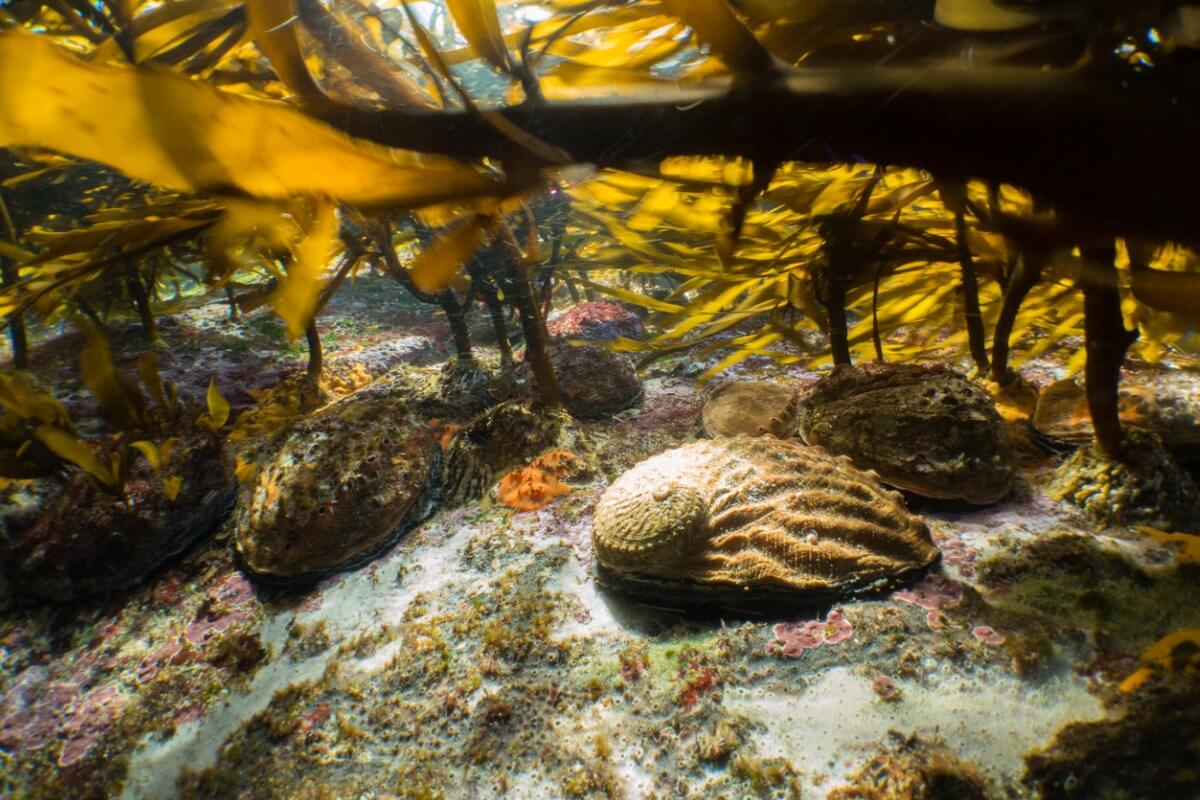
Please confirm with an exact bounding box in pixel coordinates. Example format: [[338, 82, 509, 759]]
[[2, 278, 1199, 800]]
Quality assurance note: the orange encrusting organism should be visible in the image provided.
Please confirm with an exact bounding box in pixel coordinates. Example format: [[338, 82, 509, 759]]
[[497, 451, 578, 512]]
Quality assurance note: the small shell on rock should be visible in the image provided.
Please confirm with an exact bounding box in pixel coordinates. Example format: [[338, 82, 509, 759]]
[[592, 436, 938, 610], [701, 381, 800, 439]]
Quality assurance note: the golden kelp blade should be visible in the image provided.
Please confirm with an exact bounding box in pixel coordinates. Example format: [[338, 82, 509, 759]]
[[0, 32, 504, 208], [660, 0, 774, 73], [409, 214, 493, 293], [197, 378, 231, 433], [446, 0, 510, 73], [270, 199, 337, 338], [32, 425, 116, 487]]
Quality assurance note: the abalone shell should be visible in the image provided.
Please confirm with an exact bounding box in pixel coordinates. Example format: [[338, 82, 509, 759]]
[[702, 380, 799, 438], [796, 363, 1012, 505], [233, 385, 440, 584], [592, 436, 938, 610]]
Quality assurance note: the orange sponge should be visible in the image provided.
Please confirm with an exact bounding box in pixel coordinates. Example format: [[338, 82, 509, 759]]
[[498, 451, 578, 512]]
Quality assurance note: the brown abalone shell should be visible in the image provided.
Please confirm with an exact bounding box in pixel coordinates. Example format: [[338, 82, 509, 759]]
[[1032, 375, 1200, 451], [796, 363, 1012, 505], [592, 436, 938, 609], [233, 385, 440, 584], [701, 381, 800, 438]]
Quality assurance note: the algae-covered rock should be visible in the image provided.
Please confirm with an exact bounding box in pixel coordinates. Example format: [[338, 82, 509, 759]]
[[550, 341, 641, 419], [1049, 428, 1200, 533], [233, 383, 440, 584], [797, 362, 1013, 505], [1, 432, 232, 603]]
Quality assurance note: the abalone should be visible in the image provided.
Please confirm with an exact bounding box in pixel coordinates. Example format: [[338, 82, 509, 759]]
[[796, 363, 1012, 505], [592, 436, 938, 609], [702, 380, 799, 438], [1032, 375, 1200, 452], [233, 384, 440, 584]]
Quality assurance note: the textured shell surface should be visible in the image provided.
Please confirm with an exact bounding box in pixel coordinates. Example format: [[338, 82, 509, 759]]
[[1033, 375, 1200, 448], [592, 436, 938, 598], [701, 380, 800, 438], [796, 363, 1012, 505], [234, 389, 439, 582]]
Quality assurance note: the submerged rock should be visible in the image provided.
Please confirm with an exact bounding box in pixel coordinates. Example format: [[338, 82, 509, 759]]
[[233, 383, 440, 584], [550, 341, 641, 419], [701, 380, 799, 438], [797, 363, 1012, 505], [1, 432, 232, 603], [435, 357, 494, 416], [592, 436, 938, 610], [1049, 428, 1200, 533], [830, 732, 992, 800], [1024, 670, 1200, 799], [546, 300, 643, 342]]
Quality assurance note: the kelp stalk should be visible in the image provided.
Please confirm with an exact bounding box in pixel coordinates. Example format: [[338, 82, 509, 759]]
[[1080, 242, 1137, 460], [955, 209, 989, 373], [438, 289, 474, 361], [499, 230, 561, 408], [305, 319, 322, 386], [329, 69, 1200, 247], [990, 251, 1044, 384], [0, 190, 26, 368]]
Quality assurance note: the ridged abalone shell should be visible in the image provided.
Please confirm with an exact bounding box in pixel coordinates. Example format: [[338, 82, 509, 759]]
[[233, 385, 440, 584], [702, 380, 800, 438], [796, 363, 1012, 505], [592, 436, 938, 608]]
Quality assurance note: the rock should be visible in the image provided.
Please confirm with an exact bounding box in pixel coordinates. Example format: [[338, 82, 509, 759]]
[[592, 436, 938, 611], [1023, 669, 1200, 800], [233, 383, 440, 584], [701, 380, 799, 438], [797, 362, 1012, 505], [546, 301, 643, 342], [550, 341, 641, 419], [1, 433, 233, 603], [1049, 428, 1200, 533]]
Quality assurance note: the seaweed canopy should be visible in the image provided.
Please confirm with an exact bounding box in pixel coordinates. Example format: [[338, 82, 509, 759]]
[[0, 0, 1198, 459]]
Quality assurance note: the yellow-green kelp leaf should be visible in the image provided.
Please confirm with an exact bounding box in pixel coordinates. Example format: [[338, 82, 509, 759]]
[[197, 378, 231, 434], [0, 373, 71, 427], [446, 0, 510, 73], [80, 322, 147, 430], [660, 0, 774, 73], [0, 32, 505, 208], [33, 425, 116, 487], [410, 214, 494, 293], [270, 199, 338, 338]]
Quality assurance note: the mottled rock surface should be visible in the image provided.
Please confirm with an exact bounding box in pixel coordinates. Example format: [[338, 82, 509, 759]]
[[233, 384, 440, 583], [592, 436, 938, 607], [1, 433, 232, 603], [797, 363, 1012, 505], [546, 301, 643, 342], [1049, 428, 1200, 533], [550, 341, 641, 419], [702, 380, 799, 438]]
